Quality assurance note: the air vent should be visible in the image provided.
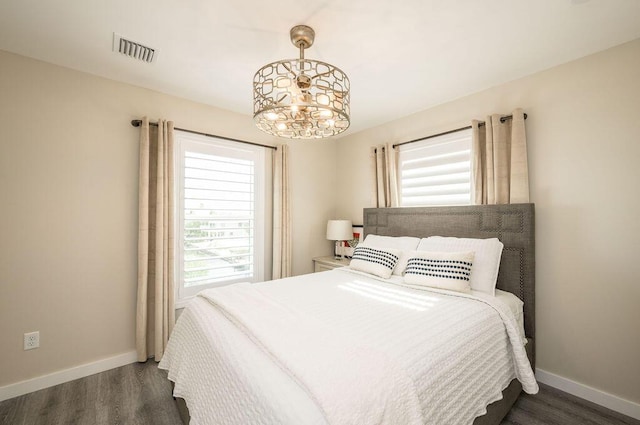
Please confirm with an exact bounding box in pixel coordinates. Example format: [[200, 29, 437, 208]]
[[113, 33, 157, 63]]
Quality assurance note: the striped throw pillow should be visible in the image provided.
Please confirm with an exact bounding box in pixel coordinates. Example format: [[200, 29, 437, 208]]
[[349, 246, 401, 279], [404, 251, 475, 293]]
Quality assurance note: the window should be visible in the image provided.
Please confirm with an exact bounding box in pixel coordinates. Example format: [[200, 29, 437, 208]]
[[175, 131, 271, 305], [398, 128, 472, 206]]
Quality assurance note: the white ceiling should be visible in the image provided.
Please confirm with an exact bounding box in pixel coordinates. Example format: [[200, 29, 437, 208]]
[[1, 0, 639, 136]]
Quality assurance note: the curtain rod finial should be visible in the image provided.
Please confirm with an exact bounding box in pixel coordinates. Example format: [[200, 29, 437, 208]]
[[131, 119, 142, 127]]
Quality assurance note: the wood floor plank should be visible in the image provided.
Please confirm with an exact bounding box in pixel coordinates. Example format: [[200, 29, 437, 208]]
[[1, 362, 638, 425], [0, 362, 182, 425], [504, 383, 640, 425], [533, 384, 631, 424]]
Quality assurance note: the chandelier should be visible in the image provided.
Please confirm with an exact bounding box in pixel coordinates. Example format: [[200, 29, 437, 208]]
[[253, 25, 350, 139]]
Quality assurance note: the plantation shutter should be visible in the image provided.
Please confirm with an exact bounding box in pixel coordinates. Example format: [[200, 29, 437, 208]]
[[182, 150, 256, 287]]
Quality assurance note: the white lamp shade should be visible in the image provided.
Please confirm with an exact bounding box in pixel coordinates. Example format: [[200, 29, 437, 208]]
[[326, 220, 353, 241]]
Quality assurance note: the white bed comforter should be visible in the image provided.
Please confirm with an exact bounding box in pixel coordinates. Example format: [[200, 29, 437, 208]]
[[159, 268, 538, 425]]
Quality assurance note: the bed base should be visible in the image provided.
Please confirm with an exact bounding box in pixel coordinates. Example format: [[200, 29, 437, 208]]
[[175, 395, 189, 425]]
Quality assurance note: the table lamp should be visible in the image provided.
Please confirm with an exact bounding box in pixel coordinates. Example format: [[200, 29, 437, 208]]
[[326, 220, 353, 260]]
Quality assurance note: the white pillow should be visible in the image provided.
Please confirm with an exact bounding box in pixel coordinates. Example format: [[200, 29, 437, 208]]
[[349, 246, 401, 279], [404, 251, 474, 293], [416, 236, 503, 296], [360, 234, 421, 276]]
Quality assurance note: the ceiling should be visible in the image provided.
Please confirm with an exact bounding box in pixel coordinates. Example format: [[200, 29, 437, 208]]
[[1, 0, 639, 136]]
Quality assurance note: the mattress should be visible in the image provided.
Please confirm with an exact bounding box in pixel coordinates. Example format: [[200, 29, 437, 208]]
[[159, 268, 538, 425]]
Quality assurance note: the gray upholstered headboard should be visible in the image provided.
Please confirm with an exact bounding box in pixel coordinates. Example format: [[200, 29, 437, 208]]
[[363, 204, 535, 345]]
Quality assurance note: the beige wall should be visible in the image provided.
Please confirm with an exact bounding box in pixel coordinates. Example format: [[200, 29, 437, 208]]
[[335, 39, 640, 403], [0, 50, 336, 386]]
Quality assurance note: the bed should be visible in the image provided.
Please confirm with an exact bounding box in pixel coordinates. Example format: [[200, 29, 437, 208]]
[[159, 203, 537, 425]]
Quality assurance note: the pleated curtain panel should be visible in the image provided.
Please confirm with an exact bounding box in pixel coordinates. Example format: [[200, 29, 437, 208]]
[[136, 117, 175, 362], [272, 144, 292, 279], [472, 108, 530, 205], [370, 144, 399, 207]]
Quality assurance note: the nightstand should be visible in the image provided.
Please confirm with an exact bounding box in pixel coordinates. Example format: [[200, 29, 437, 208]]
[[312, 256, 350, 273]]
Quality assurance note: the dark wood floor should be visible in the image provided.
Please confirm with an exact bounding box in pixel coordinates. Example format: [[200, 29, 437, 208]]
[[502, 384, 639, 425], [0, 362, 182, 425], [1, 361, 638, 425]]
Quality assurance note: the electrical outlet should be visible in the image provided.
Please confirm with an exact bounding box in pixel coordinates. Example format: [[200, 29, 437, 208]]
[[24, 331, 39, 350]]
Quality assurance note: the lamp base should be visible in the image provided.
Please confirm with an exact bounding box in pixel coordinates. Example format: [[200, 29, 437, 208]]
[[334, 240, 342, 260]]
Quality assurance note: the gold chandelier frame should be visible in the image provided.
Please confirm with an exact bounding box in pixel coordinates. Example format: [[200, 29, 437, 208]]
[[253, 25, 351, 139]]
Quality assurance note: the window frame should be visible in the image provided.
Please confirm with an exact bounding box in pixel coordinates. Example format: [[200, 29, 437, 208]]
[[174, 130, 272, 308]]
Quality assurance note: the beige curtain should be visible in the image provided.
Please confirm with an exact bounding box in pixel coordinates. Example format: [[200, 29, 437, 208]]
[[136, 117, 175, 362], [472, 108, 530, 205], [272, 144, 291, 279], [370, 144, 399, 207]]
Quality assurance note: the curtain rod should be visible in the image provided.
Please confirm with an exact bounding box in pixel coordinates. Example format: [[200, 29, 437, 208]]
[[391, 113, 527, 149], [130, 120, 277, 150]]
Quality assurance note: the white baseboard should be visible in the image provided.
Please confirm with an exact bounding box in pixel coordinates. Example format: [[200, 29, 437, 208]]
[[536, 368, 640, 420], [0, 350, 138, 402]]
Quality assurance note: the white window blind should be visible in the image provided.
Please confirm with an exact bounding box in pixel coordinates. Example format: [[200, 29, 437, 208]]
[[175, 131, 268, 303], [398, 128, 472, 206]]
